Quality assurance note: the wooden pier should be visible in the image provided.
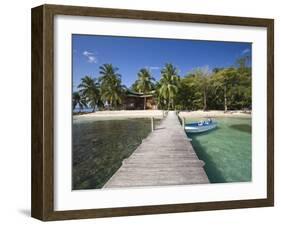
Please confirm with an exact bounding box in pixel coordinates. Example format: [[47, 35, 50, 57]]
[[104, 111, 209, 188]]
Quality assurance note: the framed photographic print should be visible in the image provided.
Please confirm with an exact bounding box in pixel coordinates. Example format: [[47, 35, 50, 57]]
[[31, 4, 274, 221]]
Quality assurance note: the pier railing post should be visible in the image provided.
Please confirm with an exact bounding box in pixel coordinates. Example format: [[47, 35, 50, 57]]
[[151, 117, 154, 132], [182, 117, 185, 129]]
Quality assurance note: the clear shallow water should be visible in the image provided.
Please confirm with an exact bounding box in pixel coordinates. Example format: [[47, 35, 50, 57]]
[[72, 118, 159, 190], [186, 117, 252, 183]]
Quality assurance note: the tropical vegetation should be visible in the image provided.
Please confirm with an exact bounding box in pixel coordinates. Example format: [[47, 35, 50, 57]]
[[73, 56, 251, 112], [99, 64, 124, 109], [133, 68, 155, 110], [77, 76, 100, 111], [72, 91, 87, 111], [156, 63, 180, 110]]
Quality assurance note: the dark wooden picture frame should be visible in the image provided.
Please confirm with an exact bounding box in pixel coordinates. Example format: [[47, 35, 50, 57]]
[[31, 4, 274, 221]]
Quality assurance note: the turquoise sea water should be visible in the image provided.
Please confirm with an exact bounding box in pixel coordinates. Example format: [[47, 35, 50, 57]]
[[186, 117, 252, 183], [73, 115, 251, 190], [72, 117, 160, 190]]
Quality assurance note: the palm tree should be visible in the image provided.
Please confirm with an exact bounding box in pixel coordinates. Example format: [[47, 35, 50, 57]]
[[159, 63, 180, 110], [99, 64, 121, 83], [101, 75, 124, 108], [72, 92, 87, 111], [135, 68, 155, 110], [191, 67, 211, 111], [99, 64, 124, 108], [77, 76, 100, 111]]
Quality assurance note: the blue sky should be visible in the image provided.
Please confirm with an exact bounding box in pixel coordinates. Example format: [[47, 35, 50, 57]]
[[72, 34, 251, 90]]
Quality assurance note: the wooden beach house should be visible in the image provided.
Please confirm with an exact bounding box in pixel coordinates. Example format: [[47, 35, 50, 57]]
[[123, 90, 157, 110]]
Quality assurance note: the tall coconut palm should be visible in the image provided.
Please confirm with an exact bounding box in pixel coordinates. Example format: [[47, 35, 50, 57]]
[[135, 68, 155, 110], [77, 76, 100, 111], [99, 64, 124, 108], [159, 63, 180, 110], [99, 64, 121, 84], [72, 91, 87, 111]]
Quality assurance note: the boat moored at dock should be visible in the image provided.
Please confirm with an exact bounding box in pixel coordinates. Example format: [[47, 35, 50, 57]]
[[185, 119, 217, 133]]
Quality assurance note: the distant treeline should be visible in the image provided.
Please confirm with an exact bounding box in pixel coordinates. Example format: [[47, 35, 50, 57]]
[[73, 56, 251, 112]]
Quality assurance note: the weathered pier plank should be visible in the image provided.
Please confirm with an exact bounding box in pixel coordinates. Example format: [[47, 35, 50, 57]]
[[104, 111, 209, 188]]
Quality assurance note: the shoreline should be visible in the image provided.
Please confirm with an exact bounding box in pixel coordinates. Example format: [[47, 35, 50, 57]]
[[178, 110, 251, 119], [73, 109, 251, 121], [73, 110, 166, 120]]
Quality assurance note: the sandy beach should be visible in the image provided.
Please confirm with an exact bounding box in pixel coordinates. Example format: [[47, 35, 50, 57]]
[[74, 109, 251, 121], [73, 110, 166, 120], [178, 110, 251, 119]]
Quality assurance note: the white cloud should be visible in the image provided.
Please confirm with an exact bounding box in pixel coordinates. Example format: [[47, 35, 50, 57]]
[[241, 48, 250, 55], [87, 56, 97, 63], [82, 51, 91, 56], [82, 50, 97, 63]]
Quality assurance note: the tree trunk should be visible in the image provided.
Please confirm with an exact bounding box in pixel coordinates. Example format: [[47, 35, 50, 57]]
[[167, 99, 170, 111], [203, 89, 207, 111], [144, 97, 146, 110], [224, 85, 227, 113]]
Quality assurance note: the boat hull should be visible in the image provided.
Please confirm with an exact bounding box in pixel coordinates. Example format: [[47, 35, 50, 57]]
[[185, 122, 217, 133]]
